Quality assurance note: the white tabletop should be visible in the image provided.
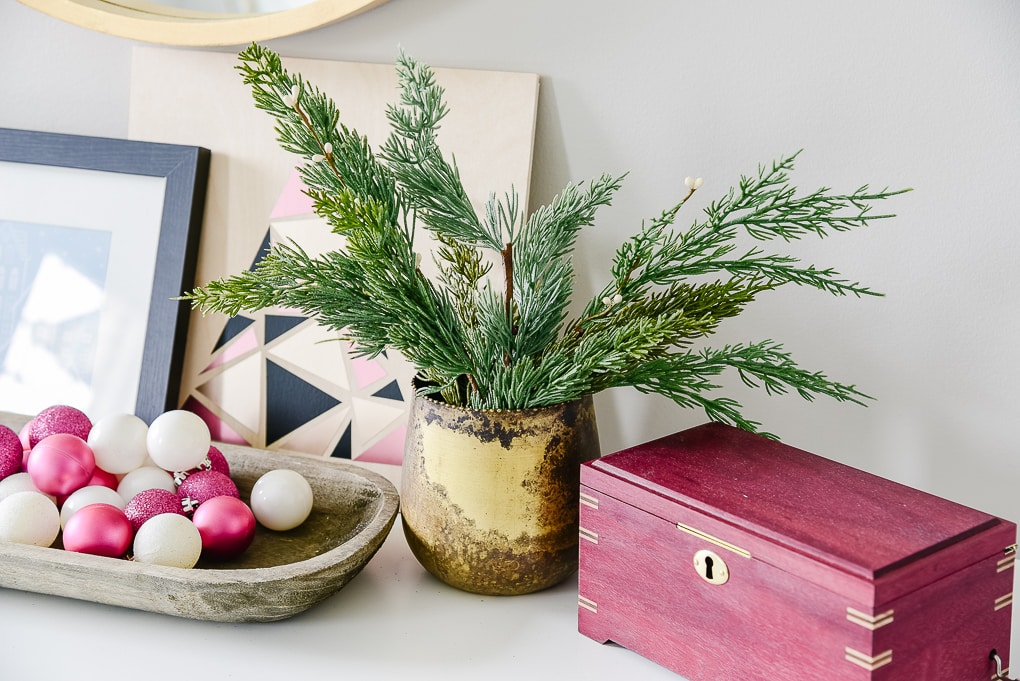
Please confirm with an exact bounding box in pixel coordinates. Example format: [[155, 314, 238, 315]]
[[0, 462, 681, 681]]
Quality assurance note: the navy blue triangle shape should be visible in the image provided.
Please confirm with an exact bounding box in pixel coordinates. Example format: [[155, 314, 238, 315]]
[[265, 359, 340, 445], [249, 229, 272, 271], [330, 423, 352, 459], [265, 315, 307, 344], [214, 315, 255, 352], [372, 379, 404, 402]]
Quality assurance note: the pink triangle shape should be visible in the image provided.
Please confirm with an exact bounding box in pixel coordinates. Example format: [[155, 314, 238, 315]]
[[204, 327, 259, 372], [270, 169, 315, 219], [183, 396, 249, 446], [355, 425, 405, 466]]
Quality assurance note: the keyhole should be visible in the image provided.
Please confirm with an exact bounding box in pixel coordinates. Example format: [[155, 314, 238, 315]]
[[693, 549, 729, 585]]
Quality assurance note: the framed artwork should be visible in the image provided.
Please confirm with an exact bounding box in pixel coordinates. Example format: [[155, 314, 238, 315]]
[[0, 127, 210, 424], [128, 47, 539, 470]]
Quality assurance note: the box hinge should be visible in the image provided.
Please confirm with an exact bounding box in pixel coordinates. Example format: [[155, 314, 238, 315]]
[[676, 522, 751, 559], [844, 647, 892, 671], [846, 607, 894, 630], [998, 546, 1016, 573]]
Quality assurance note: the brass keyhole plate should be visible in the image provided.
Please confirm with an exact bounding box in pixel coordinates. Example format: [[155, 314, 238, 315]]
[[693, 548, 729, 585]]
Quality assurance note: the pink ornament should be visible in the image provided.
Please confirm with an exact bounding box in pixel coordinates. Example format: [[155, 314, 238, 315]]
[[0, 425, 23, 480], [62, 503, 134, 558], [87, 467, 120, 490], [191, 496, 256, 560], [124, 488, 186, 531], [173, 446, 231, 486], [204, 446, 230, 476], [177, 470, 238, 508], [26, 433, 96, 496], [28, 405, 93, 448]]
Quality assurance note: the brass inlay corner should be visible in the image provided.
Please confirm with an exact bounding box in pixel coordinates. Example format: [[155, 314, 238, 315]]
[[676, 522, 751, 559], [845, 647, 893, 671], [846, 607, 894, 630], [994, 592, 1013, 611], [578, 595, 598, 613], [579, 492, 599, 509], [579, 526, 599, 544]]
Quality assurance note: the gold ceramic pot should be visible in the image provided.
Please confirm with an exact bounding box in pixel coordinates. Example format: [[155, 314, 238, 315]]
[[401, 387, 600, 595]]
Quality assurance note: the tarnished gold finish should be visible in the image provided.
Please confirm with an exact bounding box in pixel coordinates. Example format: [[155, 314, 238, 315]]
[[401, 389, 600, 595], [677, 522, 751, 559]]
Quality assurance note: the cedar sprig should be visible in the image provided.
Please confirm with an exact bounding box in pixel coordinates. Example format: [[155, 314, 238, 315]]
[[181, 43, 912, 435]]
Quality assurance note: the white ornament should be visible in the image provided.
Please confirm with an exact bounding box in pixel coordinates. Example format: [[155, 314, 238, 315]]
[[133, 513, 203, 569], [250, 469, 314, 531], [117, 466, 177, 502], [145, 410, 211, 473], [0, 491, 60, 547], [60, 485, 126, 528], [87, 413, 149, 475]]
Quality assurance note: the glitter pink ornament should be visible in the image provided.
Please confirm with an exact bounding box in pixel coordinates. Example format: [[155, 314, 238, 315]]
[[173, 446, 231, 487], [62, 503, 134, 558], [26, 433, 96, 496], [191, 496, 256, 560], [28, 405, 93, 448], [124, 488, 186, 531], [0, 425, 23, 481], [176, 470, 239, 508]]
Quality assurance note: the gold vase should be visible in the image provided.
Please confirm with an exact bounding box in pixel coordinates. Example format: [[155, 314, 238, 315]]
[[400, 386, 600, 595]]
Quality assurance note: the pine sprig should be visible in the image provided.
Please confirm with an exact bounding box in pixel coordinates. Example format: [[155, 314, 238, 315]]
[[180, 44, 912, 437]]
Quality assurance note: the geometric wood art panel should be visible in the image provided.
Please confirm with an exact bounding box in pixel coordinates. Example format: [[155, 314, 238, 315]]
[[128, 47, 540, 469]]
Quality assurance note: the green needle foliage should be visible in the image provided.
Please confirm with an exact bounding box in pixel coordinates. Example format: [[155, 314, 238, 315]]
[[182, 43, 911, 435]]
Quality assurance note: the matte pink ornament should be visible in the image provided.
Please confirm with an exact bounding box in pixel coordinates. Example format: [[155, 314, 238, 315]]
[[62, 503, 134, 558], [191, 496, 256, 560], [124, 488, 186, 531], [177, 470, 239, 507], [28, 405, 93, 448], [0, 425, 23, 480], [26, 433, 96, 496]]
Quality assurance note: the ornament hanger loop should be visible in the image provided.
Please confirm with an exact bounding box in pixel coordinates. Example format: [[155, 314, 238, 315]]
[[991, 651, 1017, 680]]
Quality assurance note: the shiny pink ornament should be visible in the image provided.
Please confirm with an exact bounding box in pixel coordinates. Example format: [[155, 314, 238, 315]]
[[173, 446, 231, 487], [124, 488, 186, 531], [26, 433, 96, 496], [62, 503, 134, 558], [0, 425, 22, 481], [204, 446, 230, 476], [176, 470, 238, 508], [28, 405, 93, 448], [87, 467, 120, 490], [191, 496, 256, 560]]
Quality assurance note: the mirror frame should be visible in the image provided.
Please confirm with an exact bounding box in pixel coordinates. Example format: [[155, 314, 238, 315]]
[[18, 0, 391, 46]]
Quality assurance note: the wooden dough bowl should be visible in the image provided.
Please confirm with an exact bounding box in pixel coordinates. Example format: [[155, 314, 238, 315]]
[[0, 411, 400, 622]]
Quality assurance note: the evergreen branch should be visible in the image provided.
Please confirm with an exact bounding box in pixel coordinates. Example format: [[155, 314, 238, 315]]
[[380, 51, 499, 250]]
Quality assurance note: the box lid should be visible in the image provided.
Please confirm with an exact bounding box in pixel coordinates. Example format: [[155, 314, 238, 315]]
[[585, 422, 1013, 603]]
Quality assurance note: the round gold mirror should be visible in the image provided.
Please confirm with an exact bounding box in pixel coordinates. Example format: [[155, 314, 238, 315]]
[[17, 0, 390, 46]]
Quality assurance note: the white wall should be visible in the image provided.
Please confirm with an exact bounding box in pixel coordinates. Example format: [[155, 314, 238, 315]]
[[2, 1, 1019, 521]]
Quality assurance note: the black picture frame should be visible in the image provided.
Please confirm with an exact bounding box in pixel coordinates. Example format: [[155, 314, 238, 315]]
[[0, 127, 210, 424]]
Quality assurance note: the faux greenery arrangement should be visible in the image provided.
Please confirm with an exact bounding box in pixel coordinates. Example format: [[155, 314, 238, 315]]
[[183, 44, 909, 436]]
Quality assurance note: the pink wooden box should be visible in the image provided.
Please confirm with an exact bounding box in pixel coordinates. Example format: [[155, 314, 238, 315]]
[[578, 422, 1016, 680]]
